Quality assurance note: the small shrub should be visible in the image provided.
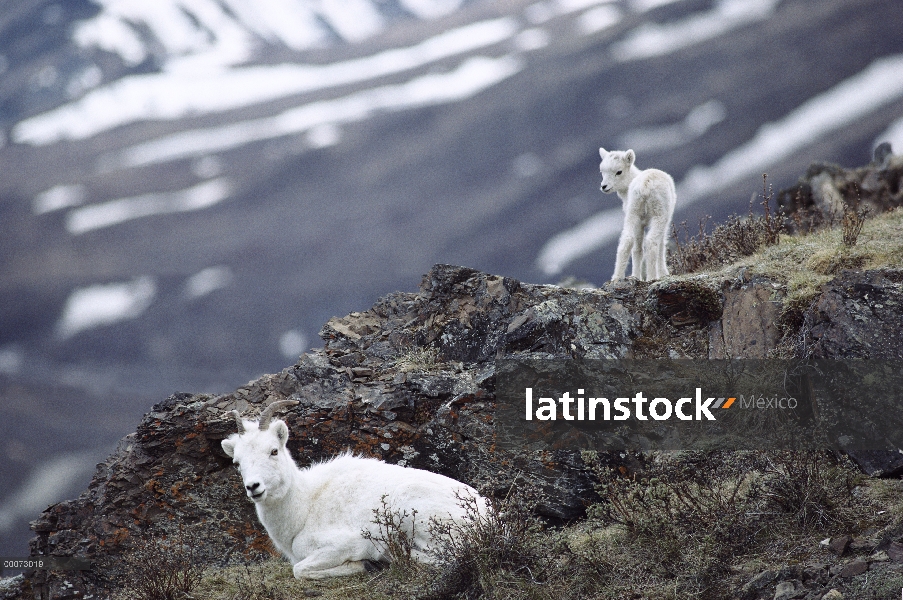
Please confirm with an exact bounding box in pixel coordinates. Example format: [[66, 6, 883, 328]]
[[670, 175, 785, 275], [113, 525, 204, 600], [362, 494, 419, 578], [842, 205, 868, 247], [422, 486, 551, 600], [761, 450, 857, 530], [586, 451, 762, 591]]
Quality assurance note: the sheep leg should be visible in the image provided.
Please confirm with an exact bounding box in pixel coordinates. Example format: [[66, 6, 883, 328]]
[[627, 218, 645, 280], [292, 534, 375, 579], [613, 216, 643, 280], [293, 551, 370, 579], [644, 215, 670, 280]]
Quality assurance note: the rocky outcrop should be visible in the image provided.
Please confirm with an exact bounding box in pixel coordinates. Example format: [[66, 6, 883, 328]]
[[802, 269, 903, 359], [9, 252, 903, 599], [777, 144, 903, 230]]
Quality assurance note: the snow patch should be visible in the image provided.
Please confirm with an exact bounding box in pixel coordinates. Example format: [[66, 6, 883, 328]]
[[679, 54, 903, 204], [515, 28, 550, 52], [513, 153, 542, 178], [318, 0, 385, 42], [34, 184, 87, 214], [66, 178, 231, 234], [525, 0, 616, 24], [578, 5, 623, 35], [191, 155, 224, 178], [556, 0, 618, 13], [72, 0, 322, 67], [307, 123, 342, 149], [108, 55, 523, 168], [630, 0, 684, 13], [618, 100, 725, 153], [279, 329, 308, 359], [612, 0, 781, 62], [184, 266, 233, 299], [14, 18, 517, 146], [0, 346, 24, 375], [66, 64, 103, 99], [0, 448, 106, 533], [218, 0, 327, 51], [536, 208, 624, 276], [399, 0, 463, 19], [57, 277, 157, 339]]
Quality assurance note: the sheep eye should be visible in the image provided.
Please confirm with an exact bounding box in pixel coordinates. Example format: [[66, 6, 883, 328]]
[[233, 461, 240, 468], [270, 449, 278, 456], [616, 170, 622, 175]]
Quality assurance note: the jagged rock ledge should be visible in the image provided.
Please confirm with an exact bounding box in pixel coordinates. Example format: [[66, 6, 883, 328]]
[[10, 252, 903, 598]]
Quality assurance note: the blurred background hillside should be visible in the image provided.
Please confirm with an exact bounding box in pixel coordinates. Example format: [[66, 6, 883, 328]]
[[1, 0, 903, 558]]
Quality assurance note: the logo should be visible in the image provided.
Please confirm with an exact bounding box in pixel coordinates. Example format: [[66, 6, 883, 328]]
[[524, 388, 735, 422]]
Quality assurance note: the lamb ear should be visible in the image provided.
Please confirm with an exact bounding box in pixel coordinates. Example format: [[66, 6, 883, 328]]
[[272, 420, 289, 446], [221, 437, 236, 457], [625, 149, 635, 165], [599, 147, 607, 158]]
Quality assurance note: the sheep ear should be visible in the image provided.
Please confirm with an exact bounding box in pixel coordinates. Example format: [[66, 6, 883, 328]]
[[221, 437, 236, 457], [272, 420, 289, 446], [624, 149, 635, 165], [599, 147, 607, 158]]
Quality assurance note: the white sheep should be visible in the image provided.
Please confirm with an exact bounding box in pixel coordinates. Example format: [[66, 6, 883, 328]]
[[599, 148, 676, 281], [220, 399, 488, 579]]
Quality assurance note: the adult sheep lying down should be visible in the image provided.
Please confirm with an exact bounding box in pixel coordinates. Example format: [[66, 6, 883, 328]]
[[221, 400, 489, 579]]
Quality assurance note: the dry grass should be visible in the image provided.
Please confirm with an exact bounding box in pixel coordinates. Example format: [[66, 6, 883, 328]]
[[194, 560, 390, 600], [670, 175, 784, 275]]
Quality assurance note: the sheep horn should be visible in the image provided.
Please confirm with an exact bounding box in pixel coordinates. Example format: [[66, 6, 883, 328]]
[[258, 399, 299, 431], [229, 410, 245, 434]]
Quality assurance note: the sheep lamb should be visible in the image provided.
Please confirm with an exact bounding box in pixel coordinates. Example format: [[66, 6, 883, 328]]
[[221, 399, 488, 579]]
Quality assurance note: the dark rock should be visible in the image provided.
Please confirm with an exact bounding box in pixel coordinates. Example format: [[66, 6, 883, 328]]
[[802, 270, 903, 360], [777, 153, 903, 232], [741, 569, 777, 599], [829, 535, 852, 556], [650, 278, 723, 327], [874, 142, 893, 167], [710, 278, 783, 359], [773, 579, 804, 600], [838, 560, 868, 578], [887, 541, 903, 563], [837, 448, 903, 478]]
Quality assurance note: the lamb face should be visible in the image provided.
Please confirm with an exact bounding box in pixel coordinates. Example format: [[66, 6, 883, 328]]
[[598, 147, 635, 194]]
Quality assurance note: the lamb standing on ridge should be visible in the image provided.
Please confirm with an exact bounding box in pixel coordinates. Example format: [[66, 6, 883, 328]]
[[221, 399, 488, 579], [599, 148, 676, 281]]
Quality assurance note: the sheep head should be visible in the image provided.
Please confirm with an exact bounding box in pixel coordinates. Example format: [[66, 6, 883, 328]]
[[221, 399, 299, 503]]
